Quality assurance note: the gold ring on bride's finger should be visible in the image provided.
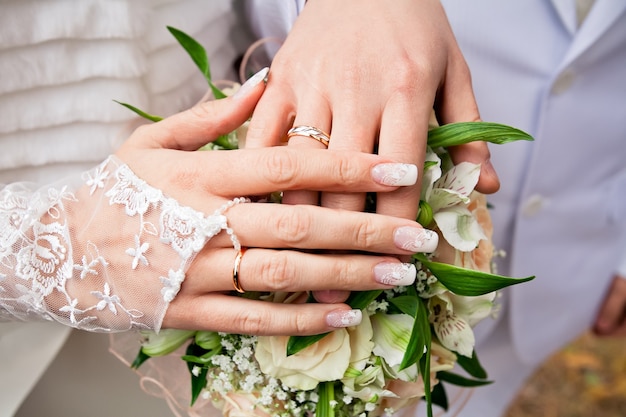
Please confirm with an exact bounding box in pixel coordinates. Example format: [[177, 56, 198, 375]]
[[232, 247, 247, 294], [287, 125, 331, 148]]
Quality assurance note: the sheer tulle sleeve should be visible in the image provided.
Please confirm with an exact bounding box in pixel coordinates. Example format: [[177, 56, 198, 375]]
[[0, 155, 237, 332]]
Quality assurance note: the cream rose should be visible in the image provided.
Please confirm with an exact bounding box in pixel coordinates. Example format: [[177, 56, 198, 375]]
[[255, 315, 374, 391]]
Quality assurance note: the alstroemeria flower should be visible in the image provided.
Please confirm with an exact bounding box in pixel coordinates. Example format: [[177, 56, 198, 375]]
[[370, 313, 413, 369], [428, 291, 495, 357], [431, 162, 486, 251], [370, 313, 421, 382], [342, 357, 396, 402], [420, 148, 443, 202], [433, 191, 494, 273]]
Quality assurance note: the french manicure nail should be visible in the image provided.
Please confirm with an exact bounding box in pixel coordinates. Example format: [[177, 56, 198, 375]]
[[326, 309, 362, 328], [233, 67, 269, 99], [371, 163, 418, 186], [374, 262, 416, 286], [394, 226, 439, 253]]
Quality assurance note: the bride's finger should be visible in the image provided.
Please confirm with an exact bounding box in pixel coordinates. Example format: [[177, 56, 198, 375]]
[[126, 67, 269, 151], [221, 204, 439, 255], [164, 293, 364, 335], [184, 248, 417, 294], [199, 148, 419, 198]]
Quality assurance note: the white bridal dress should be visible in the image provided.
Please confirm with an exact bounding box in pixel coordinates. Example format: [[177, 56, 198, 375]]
[[0, 1, 250, 416]]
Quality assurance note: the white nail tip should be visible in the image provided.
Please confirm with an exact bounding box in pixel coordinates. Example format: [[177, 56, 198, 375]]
[[374, 262, 417, 286], [326, 309, 363, 328], [394, 227, 439, 253], [371, 163, 418, 186]]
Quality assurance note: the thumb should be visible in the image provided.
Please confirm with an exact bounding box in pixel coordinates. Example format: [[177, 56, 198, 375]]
[[437, 46, 500, 194], [593, 275, 626, 336], [129, 67, 269, 151]]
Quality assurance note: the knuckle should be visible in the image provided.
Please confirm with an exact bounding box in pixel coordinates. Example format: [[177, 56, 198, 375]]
[[327, 260, 353, 291], [353, 217, 379, 249], [188, 102, 216, 120], [261, 151, 299, 187], [332, 156, 361, 187], [259, 252, 297, 292], [237, 309, 268, 335], [273, 207, 313, 246], [188, 103, 229, 133], [292, 312, 314, 335]]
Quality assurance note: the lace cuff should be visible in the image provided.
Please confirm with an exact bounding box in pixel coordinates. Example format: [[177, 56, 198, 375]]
[[0, 156, 241, 332]]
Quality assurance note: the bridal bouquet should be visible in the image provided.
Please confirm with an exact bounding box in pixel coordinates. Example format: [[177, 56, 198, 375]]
[[122, 28, 534, 417]]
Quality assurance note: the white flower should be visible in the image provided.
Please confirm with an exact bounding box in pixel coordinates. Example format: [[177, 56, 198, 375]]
[[422, 154, 487, 252], [255, 315, 374, 391], [370, 313, 414, 369], [428, 292, 494, 357]]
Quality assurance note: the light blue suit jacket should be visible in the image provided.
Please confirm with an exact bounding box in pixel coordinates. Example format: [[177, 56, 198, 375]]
[[442, 0, 626, 364], [250, 0, 626, 366]]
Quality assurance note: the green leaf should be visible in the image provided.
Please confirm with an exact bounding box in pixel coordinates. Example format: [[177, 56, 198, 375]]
[[389, 295, 418, 316], [287, 291, 382, 356], [211, 134, 238, 150], [393, 297, 431, 371], [347, 290, 383, 310], [167, 26, 226, 100], [317, 381, 336, 417], [130, 349, 151, 369], [185, 343, 209, 405], [430, 382, 449, 411], [456, 350, 488, 379], [419, 343, 433, 417], [287, 290, 383, 356], [427, 122, 534, 149], [437, 371, 493, 387], [415, 254, 535, 296], [114, 100, 163, 122], [286, 332, 329, 357]]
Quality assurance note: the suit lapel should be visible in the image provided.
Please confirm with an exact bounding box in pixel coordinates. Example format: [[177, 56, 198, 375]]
[[553, 0, 626, 68], [550, 0, 578, 35]]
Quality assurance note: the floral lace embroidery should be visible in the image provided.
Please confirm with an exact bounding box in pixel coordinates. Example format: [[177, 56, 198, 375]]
[[0, 156, 246, 332]]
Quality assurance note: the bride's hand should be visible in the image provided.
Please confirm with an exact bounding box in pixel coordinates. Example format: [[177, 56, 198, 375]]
[[0, 68, 436, 335], [113, 68, 438, 335]]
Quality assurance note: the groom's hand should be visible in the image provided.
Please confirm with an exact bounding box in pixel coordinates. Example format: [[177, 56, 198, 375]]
[[593, 275, 626, 337]]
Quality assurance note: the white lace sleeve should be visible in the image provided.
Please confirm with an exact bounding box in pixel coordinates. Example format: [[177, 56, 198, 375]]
[[0, 156, 244, 332]]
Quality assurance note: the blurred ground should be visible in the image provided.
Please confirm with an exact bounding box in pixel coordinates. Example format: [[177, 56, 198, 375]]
[[505, 332, 626, 417]]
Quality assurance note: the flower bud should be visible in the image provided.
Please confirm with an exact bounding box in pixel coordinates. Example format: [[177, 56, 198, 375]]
[[417, 200, 434, 227], [140, 329, 196, 357]]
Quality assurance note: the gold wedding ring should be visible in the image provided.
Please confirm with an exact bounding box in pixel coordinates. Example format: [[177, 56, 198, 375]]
[[287, 125, 331, 148], [232, 247, 247, 294]]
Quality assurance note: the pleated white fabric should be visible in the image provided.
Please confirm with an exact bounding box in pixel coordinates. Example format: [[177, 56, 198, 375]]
[[0, 1, 247, 415]]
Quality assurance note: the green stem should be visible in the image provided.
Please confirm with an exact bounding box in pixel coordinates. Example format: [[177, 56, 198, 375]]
[[317, 381, 336, 417]]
